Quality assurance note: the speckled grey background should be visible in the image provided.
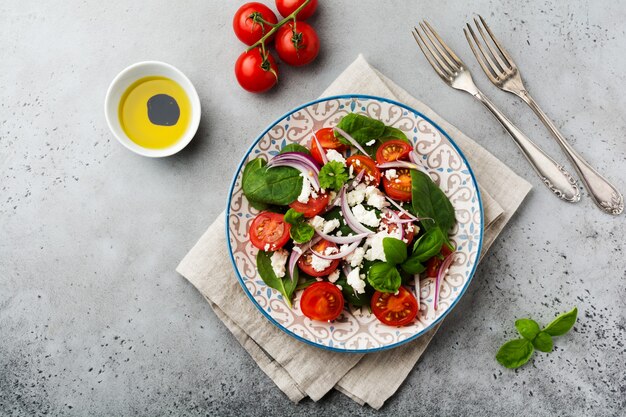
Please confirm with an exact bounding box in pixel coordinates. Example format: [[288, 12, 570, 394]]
[[1, 0, 624, 416]]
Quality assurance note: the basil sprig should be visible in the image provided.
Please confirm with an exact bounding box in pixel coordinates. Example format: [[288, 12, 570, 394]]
[[496, 307, 578, 369], [284, 208, 314, 244]]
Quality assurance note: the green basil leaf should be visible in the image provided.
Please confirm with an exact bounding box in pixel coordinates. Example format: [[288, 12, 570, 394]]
[[290, 222, 314, 244], [400, 256, 426, 274], [380, 126, 410, 143], [279, 143, 311, 155], [543, 307, 578, 336], [410, 170, 455, 233], [256, 251, 297, 307], [515, 318, 540, 341], [242, 158, 303, 206], [284, 208, 304, 225], [334, 113, 386, 145], [532, 331, 554, 352], [382, 237, 407, 265], [412, 227, 445, 262], [318, 161, 349, 191], [367, 262, 402, 293], [496, 338, 535, 369]]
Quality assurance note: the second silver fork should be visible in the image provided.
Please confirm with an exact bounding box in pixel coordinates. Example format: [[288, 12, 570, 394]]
[[412, 21, 580, 202]]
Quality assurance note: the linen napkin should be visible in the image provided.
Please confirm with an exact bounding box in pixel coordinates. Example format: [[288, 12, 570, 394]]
[[177, 55, 532, 409]]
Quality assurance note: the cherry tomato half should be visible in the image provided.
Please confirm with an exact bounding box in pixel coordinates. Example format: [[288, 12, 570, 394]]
[[382, 168, 412, 202], [300, 281, 344, 321], [297, 239, 340, 277], [275, 0, 318, 20], [275, 21, 320, 66], [233, 2, 279, 45], [235, 48, 279, 93], [371, 286, 418, 326], [380, 211, 416, 244], [425, 244, 454, 277], [310, 127, 347, 165], [249, 211, 291, 251], [289, 192, 329, 218], [346, 155, 381, 186], [376, 140, 412, 164]]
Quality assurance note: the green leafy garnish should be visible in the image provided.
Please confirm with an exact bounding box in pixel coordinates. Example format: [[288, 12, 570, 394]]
[[410, 170, 455, 234], [284, 208, 314, 243], [380, 126, 411, 143], [334, 113, 385, 145], [382, 237, 407, 266], [411, 227, 445, 262], [496, 307, 578, 369], [256, 250, 298, 307], [242, 158, 303, 206], [367, 262, 402, 293], [318, 161, 349, 191], [399, 256, 426, 274], [284, 208, 304, 225], [279, 143, 311, 155]]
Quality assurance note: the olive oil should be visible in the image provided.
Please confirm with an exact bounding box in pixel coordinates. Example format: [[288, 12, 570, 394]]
[[119, 76, 190, 149]]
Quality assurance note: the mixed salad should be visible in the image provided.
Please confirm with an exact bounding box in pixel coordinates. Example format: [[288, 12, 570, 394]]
[[241, 113, 456, 326]]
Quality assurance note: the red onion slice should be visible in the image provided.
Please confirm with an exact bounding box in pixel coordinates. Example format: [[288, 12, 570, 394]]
[[271, 151, 320, 170], [334, 127, 369, 156], [434, 252, 455, 310], [414, 275, 421, 310], [288, 236, 322, 281], [348, 170, 365, 190], [377, 161, 421, 170], [340, 187, 372, 235], [315, 229, 371, 244], [311, 240, 361, 260], [312, 134, 328, 165], [385, 196, 418, 221]]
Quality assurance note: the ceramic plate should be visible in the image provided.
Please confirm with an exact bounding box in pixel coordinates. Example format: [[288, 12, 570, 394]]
[[226, 95, 483, 353]]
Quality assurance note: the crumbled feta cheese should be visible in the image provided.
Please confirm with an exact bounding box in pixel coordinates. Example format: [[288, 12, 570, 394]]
[[297, 173, 312, 204], [270, 249, 289, 278], [384, 169, 397, 181], [363, 231, 401, 262], [336, 230, 343, 236], [311, 253, 332, 272], [328, 270, 340, 283], [264, 243, 270, 251], [365, 185, 388, 210], [346, 183, 367, 206], [347, 267, 366, 294], [324, 246, 338, 255], [355, 158, 361, 166], [309, 215, 325, 230], [335, 284, 343, 290], [348, 164, 355, 179], [365, 139, 376, 146], [344, 246, 365, 267], [352, 204, 380, 227], [325, 149, 346, 164], [322, 219, 340, 234]]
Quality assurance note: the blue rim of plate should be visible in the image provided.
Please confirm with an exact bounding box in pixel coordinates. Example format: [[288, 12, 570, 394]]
[[225, 94, 484, 353]]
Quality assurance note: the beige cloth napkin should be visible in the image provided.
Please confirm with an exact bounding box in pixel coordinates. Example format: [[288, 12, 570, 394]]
[[177, 55, 532, 409]]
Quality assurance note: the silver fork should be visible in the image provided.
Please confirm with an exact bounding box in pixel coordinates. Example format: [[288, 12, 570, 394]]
[[412, 21, 580, 203], [465, 15, 623, 215]]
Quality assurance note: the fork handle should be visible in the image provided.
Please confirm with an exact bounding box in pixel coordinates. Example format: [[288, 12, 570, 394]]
[[518, 90, 623, 215], [474, 91, 581, 202]]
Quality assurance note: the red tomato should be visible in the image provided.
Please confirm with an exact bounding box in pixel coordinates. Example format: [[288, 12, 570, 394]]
[[233, 2, 279, 45], [235, 48, 279, 93], [376, 140, 412, 164], [275, 0, 318, 19], [300, 281, 344, 321], [297, 240, 340, 277], [425, 244, 454, 277], [289, 192, 329, 218], [310, 127, 347, 164], [346, 155, 381, 186], [380, 211, 416, 244], [249, 212, 291, 251], [382, 168, 412, 202], [274, 22, 320, 66], [371, 286, 418, 326]]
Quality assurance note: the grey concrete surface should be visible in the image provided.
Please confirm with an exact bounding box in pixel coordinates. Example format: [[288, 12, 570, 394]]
[[1, 1, 625, 416]]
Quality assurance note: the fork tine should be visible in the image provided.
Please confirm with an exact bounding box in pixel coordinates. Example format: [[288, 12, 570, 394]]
[[417, 23, 455, 75], [465, 23, 503, 80], [418, 22, 456, 71], [412, 28, 449, 82], [463, 26, 498, 84], [473, 17, 508, 73], [422, 20, 464, 67], [478, 15, 515, 69]]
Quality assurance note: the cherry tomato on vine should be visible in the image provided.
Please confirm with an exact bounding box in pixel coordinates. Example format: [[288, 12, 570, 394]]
[[233, 2, 279, 46], [275, 0, 318, 20], [274, 21, 320, 66], [235, 48, 279, 93]]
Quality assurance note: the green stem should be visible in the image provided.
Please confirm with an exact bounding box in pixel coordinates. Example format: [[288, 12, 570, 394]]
[[246, 0, 311, 52]]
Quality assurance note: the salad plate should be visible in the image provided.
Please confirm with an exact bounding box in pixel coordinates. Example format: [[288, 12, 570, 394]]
[[226, 95, 483, 353]]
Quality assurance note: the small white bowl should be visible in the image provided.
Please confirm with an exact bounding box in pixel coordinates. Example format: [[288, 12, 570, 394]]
[[104, 61, 201, 158]]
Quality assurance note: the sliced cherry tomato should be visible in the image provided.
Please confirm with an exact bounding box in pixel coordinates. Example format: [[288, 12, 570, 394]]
[[275, 0, 318, 20], [309, 127, 347, 164], [289, 192, 329, 218], [382, 168, 412, 201], [235, 48, 278, 93], [380, 211, 416, 244], [300, 281, 344, 321], [371, 286, 418, 326], [425, 244, 454, 277], [275, 22, 320, 66], [376, 140, 412, 164], [297, 239, 340, 277], [249, 211, 291, 251], [346, 155, 381, 186], [233, 2, 279, 45]]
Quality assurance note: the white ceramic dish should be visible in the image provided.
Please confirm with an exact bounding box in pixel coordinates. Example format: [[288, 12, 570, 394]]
[[104, 61, 201, 158]]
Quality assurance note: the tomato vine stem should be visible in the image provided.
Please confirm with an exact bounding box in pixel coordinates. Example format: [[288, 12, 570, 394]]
[[245, 0, 312, 53]]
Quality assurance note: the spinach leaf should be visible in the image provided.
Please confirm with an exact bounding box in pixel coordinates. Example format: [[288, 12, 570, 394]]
[[256, 250, 297, 307], [381, 126, 410, 143], [496, 339, 534, 369], [382, 237, 407, 266], [290, 222, 314, 243], [410, 170, 455, 233], [279, 143, 310, 155], [367, 262, 402, 293], [319, 161, 349, 191], [400, 256, 425, 274], [335, 277, 372, 307], [412, 227, 445, 262], [334, 113, 386, 145], [515, 318, 540, 341], [242, 158, 303, 206], [532, 332, 554, 352]]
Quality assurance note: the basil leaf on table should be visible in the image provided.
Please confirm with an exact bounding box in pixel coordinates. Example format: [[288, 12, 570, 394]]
[[279, 143, 311, 155], [334, 113, 386, 145], [400, 256, 426, 274], [412, 227, 445, 261], [532, 331, 554, 352], [515, 318, 541, 341], [242, 158, 303, 206], [367, 262, 402, 293], [256, 250, 297, 307], [290, 222, 314, 243], [410, 170, 455, 233], [543, 307, 578, 336], [318, 161, 349, 191], [382, 237, 407, 266], [496, 339, 535, 369]]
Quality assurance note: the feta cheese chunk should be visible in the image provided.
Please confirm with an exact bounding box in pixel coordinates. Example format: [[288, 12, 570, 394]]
[[347, 267, 366, 294], [363, 230, 401, 262], [352, 204, 380, 227], [325, 149, 346, 165], [346, 183, 367, 206], [297, 173, 312, 204], [365, 139, 376, 146], [311, 253, 332, 272], [365, 185, 389, 210], [270, 249, 289, 278], [384, 169, 398, 181], [309, 215, 325, 230], [322, 219, 340, 234], [328, 269, 340, 283], [344, 246, 365, 267]]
